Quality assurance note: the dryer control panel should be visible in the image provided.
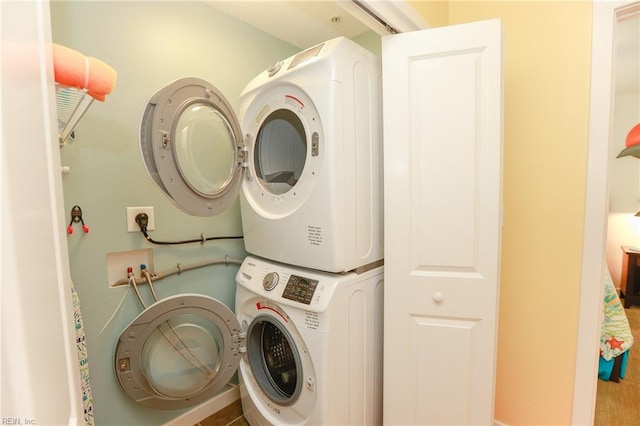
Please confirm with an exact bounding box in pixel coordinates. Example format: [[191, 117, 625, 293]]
[[282, 275, 318, 305]]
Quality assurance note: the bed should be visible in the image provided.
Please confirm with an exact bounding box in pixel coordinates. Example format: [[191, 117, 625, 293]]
[[599, 267, 634, 382]]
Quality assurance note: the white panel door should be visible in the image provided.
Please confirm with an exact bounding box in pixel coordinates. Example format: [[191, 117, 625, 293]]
[[382, 19, 503, 425]]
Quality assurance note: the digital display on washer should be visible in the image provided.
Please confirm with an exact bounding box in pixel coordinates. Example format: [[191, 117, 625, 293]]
[[282, 275, 318, 305]]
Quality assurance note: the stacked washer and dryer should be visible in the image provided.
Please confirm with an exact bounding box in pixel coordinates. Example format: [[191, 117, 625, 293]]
[[120, 37, 383, 425]]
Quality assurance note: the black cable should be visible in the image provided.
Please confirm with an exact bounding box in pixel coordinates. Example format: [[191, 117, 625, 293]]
[[135, 213, 243, 246]]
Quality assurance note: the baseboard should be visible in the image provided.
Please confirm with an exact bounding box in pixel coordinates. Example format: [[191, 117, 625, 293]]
[[494, 419, 509, 426], [163, 385, 240, 426]]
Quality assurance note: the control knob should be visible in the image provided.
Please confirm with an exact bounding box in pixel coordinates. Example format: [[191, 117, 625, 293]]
[[262, 272, 279, 291]]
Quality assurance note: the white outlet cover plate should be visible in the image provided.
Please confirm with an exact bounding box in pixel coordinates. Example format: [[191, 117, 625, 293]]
[[126, 206, 155, 232]]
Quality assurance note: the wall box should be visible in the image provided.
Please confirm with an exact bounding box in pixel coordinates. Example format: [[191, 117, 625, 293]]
[[106, 248, 154, 287]]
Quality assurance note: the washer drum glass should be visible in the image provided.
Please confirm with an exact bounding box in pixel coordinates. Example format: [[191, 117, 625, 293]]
[[246, 316, 302, 405]]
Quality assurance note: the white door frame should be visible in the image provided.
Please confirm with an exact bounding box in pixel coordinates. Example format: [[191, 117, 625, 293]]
[[573, 1, 639, 424], [1, 0, 85, 423]]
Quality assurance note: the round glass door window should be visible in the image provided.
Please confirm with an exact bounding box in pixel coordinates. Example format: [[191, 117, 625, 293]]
[[140, 314, 224, 398], [140, 78, 243, 217], [254, 109, 307, 195], [174, 103, 236, 197], [114, 294, 241, 410], [246, 316, 302, 405]]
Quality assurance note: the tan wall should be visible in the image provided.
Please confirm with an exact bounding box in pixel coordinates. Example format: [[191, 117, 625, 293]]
[[409, 0, 449, 27], [409, 1, 593, 424]]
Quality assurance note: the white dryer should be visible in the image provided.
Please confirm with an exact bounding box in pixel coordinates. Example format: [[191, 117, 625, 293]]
[[140, 37, 383, 273], [113, 255, 384, 425]]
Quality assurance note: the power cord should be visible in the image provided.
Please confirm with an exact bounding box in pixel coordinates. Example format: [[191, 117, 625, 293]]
[[135, 212, 243, 245]]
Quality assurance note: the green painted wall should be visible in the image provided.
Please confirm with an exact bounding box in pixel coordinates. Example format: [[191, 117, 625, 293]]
[[51, 2, 298, 424]]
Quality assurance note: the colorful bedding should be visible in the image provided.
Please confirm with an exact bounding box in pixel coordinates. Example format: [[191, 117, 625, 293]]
[[599, 268, 634, 381]]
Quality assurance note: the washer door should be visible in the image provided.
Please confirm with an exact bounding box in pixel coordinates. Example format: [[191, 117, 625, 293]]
[[237, 299, 317, 424], [245, 315, 304, 405], [114, 294, 241, 410], [140, 78, 243, 216]]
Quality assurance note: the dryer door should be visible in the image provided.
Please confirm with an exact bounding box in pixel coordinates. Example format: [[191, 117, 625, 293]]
[[114, 294, 242, 410], [241, 85, 323, 219], [140, 77, 244, 216]]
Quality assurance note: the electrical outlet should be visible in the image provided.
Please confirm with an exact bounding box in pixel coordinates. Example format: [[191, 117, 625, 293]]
[[126, 206, 155, 232]]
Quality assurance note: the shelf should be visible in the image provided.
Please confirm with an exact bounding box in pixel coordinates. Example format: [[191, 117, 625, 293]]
[[55, 83, 94, 146]]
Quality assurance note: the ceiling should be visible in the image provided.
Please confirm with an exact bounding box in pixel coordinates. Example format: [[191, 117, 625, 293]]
[[205, 1, 372, 49], [205, 1, 639, 93]]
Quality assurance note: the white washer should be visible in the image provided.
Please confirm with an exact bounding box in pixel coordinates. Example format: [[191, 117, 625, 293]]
[[235, 255, 384, 425], [113, 255, 383, 425], [140, 37, 383, 273]]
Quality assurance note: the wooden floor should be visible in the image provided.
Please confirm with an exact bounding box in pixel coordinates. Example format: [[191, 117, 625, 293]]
[[194, 399, 248, 426], [594, 306, 640, 426]]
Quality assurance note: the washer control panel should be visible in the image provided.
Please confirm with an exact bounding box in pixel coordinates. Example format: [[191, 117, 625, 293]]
[[282, 275, 318, 305], [238, 256, 350, 312], [262, 272, 279, 291]]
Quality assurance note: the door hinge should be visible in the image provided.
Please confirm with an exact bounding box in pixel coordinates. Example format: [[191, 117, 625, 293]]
[[160, 130, 170, 149], [238, 134, 251, 168], [237, 146, 249, 168], [236, 331, 247, 354]]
